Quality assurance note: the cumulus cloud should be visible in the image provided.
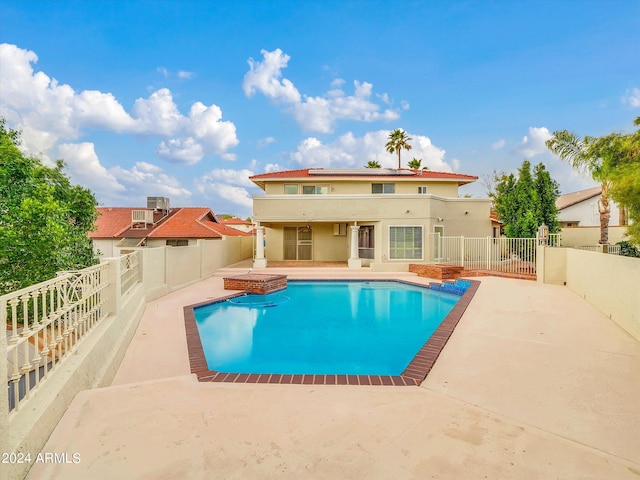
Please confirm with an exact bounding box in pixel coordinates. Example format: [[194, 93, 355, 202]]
[[194, 168, 257, 209], [622, 87, 640, 108], [242, 48, 400, 133], [257, 136, 275, 148], [110, 161, 192, 199], [285, 130, 451, 171], [58, 142, 125, 193], [514, 127, 552, 158], [243, 48, 301, 103], [492, 139, 506, 150], [0, 43, 238, 165]]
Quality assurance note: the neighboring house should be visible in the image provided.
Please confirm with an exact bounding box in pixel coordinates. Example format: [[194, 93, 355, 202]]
[[556, 186, 627, 228], [90, 198, 250, 257], [249, 168, 492, 269], [220, 217, 254, 233]]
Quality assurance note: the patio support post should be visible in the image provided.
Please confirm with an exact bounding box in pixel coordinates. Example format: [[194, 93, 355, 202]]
[[348, 225, 362, 268], [253, 226, 267, 269]]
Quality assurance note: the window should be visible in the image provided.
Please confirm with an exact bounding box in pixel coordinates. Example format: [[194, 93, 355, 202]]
[[166, 239, 189, 247], [389, 226, 423, 260], [284, 184, 298, 194], [302, 184, 329, 194], [418, 186, 428, 194], [333, 223, 348, 236], [372, 183, 395, 194]]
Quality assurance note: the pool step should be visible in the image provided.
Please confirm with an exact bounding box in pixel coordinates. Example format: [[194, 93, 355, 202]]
[[428, 279, 472, 296]]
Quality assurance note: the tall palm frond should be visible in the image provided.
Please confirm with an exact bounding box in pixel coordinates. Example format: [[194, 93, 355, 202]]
[[385, 129, 412, 169]]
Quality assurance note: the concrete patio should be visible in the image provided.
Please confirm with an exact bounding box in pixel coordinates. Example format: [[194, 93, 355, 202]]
[[24, 268, 640, 479]]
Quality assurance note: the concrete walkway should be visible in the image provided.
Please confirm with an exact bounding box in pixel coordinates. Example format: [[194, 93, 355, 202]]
[[25, 271, 640, 479]]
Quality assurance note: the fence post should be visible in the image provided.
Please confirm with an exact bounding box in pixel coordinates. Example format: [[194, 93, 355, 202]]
[[104, 257, 122, 316], [0, 297, 8, 458], [486, 236, 491, 270], [460, 236, 465, 269]]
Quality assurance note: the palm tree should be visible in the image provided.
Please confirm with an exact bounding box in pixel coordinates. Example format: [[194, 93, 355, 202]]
[[365, 160, 381, 168], [546, 130, 612, 244], [407, 157, 426, 169], [385, 129, 412, 169]]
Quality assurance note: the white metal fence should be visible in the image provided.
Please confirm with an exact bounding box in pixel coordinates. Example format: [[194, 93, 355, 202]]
[[574, 245, 622, 255], [427, 235, 547, 275]]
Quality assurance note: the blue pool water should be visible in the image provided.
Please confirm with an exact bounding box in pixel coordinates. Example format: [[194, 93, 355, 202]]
[[194, 281, 460, 375]]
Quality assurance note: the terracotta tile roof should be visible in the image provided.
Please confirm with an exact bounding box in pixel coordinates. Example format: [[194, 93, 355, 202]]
[[249, 168, 478, 189], [556, 186, 602, 210], [90, 207, 250, 239], [220, 217, 252, 225]]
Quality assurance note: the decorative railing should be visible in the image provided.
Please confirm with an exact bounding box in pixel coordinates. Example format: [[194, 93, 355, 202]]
[[574, 245, 622, 255], [3, 262, 109, 414], [120, 251, 141, 295], [428, 235, 539, 275]]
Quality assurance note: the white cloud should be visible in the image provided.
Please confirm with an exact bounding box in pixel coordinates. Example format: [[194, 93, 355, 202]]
[[177, 70, 194, 79], [622, 87, 640, 108], [492, 139, 506, 150], [286, 130, 451, 171], [242, 48, 301, 103], [257, 136, 275, 148], [514, 127, 552, 158], [58, 142, 125, 194], [110, 161, 192, 199], [157, 137, 203, 164], [0, 43, 238, 166], [243, 48, 400, 133], [194, 168, 257, 209]]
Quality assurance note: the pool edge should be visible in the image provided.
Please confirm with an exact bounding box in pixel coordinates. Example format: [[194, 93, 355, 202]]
[[183, 279, 481, 387]]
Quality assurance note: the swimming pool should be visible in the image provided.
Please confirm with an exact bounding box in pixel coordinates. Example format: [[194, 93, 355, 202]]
[[191, 280, 463, 377]]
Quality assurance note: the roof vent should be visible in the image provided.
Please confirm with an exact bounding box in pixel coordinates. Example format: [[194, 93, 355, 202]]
[[147, 196, 170, 212], [131, 209, 154, 229]]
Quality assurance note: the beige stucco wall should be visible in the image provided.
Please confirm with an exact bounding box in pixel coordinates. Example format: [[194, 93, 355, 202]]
[[539, 247, 640, 341], [565, 249, 640, 341], [257, 196, 491, 264], [560, 226, 629, 246], [263, 180, 461, 197]]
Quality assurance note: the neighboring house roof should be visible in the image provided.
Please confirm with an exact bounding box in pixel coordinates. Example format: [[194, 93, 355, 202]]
[[221, 217, 252, 226], [90, 207, 251, 240], [555, 186, 602, 210], [249, 168, 478, 189]]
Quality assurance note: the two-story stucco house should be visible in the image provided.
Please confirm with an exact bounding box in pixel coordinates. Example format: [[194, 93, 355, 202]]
[[249, 168, 492, 270]]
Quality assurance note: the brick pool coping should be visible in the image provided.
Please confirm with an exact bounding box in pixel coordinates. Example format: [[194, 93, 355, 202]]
[[183, 279, 480, 386]]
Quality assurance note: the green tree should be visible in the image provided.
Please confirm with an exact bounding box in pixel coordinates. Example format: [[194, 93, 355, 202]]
[[365, 160, 381, 168], [492, 160, 560, 238], [588, 116, 640, 245], [385, 129, 412, 169], [0, 119, 99, 294], [533, 162, 560, 234], [546, 130, 613, 244]]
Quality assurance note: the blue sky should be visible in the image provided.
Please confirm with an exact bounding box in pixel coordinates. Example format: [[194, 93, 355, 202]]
[[1, 0, 639, 218]]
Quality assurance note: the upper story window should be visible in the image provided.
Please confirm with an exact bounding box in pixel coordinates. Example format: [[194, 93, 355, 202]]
[[418, 186, 428, 194], [372, 183, 395, 194], [302, 184, 330, 194], [284, 184, 298, 194], [166, 239, 189, 247]]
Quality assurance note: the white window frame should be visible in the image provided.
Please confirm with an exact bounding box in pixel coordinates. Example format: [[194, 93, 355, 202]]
[[372, 183, 395, 194], [418, 186, 428, 194], [302, 184, 330, 194], [284, 184, 298, 194], [388, 225, 423, 260]]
